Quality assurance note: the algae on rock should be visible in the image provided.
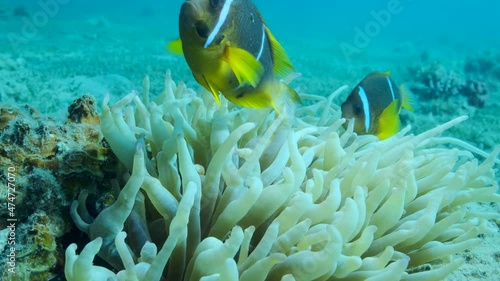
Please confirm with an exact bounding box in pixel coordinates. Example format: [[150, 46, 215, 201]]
[[0, 96, 118, 280]]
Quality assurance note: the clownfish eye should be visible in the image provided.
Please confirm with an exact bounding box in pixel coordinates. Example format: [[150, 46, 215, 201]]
[[210, 0, 221, 8], [195, 21, 210, 38], [353, 104, 363, 116]]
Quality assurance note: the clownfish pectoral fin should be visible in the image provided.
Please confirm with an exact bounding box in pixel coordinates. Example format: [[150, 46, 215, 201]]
[[264, 26, 295, 77], [222, 46, 263, 87], [268, 82, 302, 114], [200, 75, 221, 106], [399, 84, 418, 111], [166, 38, 183, 55], [282, 82, 302, 104], [376, 99, 400, 140]]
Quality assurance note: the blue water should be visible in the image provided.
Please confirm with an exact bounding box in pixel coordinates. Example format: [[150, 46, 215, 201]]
[[1, 0, 499, 118], [6, 0, 500, 47]]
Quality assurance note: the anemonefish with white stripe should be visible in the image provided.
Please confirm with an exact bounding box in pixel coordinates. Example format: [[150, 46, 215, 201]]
[[341, 71, 416, 140], [167, 0, 300, 112]]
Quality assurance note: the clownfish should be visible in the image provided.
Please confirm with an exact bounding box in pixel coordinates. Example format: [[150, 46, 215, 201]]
[[341, 71, 416, 140], [167, 0, 300, 112]]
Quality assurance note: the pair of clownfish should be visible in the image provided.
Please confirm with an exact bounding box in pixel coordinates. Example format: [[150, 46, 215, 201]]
[[168, 0, 415, 140]]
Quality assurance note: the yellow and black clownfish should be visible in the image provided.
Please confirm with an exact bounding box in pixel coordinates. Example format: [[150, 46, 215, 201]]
[[341, 71, 416, 140], [167, 0, 300, 112]]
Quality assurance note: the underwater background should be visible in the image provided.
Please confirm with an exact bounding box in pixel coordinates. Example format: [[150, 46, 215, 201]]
[[1, 0, 500, 147], [0, 0, 499, 280]]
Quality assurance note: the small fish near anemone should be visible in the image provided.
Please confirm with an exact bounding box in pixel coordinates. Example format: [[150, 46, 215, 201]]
[[167, 0, 301, 112], [341, 71, 416, 140]]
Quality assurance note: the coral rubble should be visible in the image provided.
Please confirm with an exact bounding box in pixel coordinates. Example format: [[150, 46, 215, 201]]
[[66, 72, 500, 280], [0, 96, 117, 280]]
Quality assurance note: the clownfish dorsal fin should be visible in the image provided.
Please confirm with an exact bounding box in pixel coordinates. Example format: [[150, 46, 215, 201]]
[[222, 45, 264, 87], [263, 25, 295, 77], [376, 99, 400, 140], [166, 38, 183, 55], [366, 70, 391, 79]]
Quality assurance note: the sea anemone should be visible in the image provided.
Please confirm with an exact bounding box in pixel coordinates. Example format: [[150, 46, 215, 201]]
[[65, 71, 499, 281]]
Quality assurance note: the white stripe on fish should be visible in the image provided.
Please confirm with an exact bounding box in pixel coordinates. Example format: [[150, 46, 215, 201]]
[[256, 24, 266, 61], [357, 86, 371, 132], [386, 76, 395, 101], [204, 0, 233, 48]]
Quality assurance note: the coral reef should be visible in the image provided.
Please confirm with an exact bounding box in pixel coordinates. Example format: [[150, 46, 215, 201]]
[[66, 72, 500, 280], [464, 51, 500, 80], [409, 63, 466, 100], [461, 80, 488, 108], [408, 63, 489, 109], [0, 96, 118, 280], [404, 58, 500, 153]]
